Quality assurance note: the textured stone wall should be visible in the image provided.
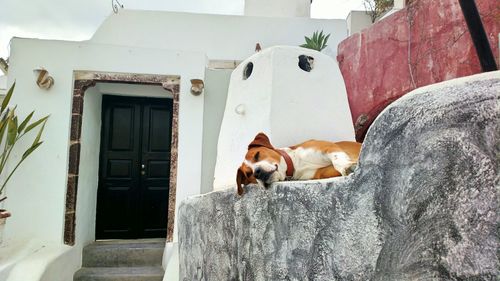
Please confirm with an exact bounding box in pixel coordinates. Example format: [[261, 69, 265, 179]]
[[178, 72, 499, 280], [337, 0, 499, 141]]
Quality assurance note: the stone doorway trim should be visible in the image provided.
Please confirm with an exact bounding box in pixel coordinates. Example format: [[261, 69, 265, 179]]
[[64, 71, 180, 245]]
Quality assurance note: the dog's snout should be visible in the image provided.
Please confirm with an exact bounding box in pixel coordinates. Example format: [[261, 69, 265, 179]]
[[253, 166, 274, 183], [254, 167, 262, 177]]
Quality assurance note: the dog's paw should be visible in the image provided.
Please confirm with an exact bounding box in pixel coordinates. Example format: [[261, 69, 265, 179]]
[[346, 163, 357, 175], [339, 169, 348, 177], [237, 185, 245, 196]]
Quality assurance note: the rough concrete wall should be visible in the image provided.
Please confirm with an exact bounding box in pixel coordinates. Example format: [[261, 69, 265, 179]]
[[178, 72, 499, 280], [337, 0, 499, 141]]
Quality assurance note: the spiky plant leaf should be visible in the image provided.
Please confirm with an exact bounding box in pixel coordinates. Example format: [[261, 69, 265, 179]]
[[18, 111, 34, 133], [300, 30, 331, 52], [0, 84, 49, 196], [22, 141, 43, 160], [7, 114, 17, 146], [32, 119, 47, 146], [1, 82, 14, 114], [25, 116, 49, 134], [305, 36, 312, 46]]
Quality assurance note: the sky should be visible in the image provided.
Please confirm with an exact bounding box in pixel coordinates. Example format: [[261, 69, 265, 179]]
[[0, 0, 365, 58]]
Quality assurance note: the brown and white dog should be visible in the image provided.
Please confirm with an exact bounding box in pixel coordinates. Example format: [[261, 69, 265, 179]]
[[236, 132, 361, 195]]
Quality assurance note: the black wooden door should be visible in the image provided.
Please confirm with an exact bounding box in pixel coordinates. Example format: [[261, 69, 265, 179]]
[[96, 95, 173, 239]]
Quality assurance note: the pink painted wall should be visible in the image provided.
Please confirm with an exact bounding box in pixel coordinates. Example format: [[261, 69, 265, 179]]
[[337, 0, 499, 141]]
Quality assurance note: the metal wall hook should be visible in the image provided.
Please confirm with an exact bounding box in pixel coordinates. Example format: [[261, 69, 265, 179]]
[[112, 0, 124, 13]]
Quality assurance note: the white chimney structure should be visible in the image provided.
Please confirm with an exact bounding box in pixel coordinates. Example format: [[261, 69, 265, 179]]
[[244, 0, 311, 18], [213, 46, 355, 190]]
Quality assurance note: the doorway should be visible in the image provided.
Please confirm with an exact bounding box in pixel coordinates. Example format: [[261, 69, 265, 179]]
[[96, 95, 173, 239]]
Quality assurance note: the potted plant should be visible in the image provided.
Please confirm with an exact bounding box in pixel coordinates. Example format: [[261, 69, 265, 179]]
[[0, 82, 48, 242], [300, 30, 330, 52]]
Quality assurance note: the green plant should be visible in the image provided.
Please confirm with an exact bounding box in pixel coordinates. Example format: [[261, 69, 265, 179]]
[[300, 30, 330, 52], [0, 83, 49, 203]]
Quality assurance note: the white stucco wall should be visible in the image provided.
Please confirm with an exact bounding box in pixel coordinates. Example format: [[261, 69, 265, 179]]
[[244, 0, 311, 17], [5, 243, 77, 281], [75, 86, 101, 250], [3, 38, 206, 249], [0, 75, 6, 97], [214, 46, 355, 189], [394, 0, 406, 9], [200, 69, 232, 194], [90, 10, 347, 61], [346, 10, 372, 35]]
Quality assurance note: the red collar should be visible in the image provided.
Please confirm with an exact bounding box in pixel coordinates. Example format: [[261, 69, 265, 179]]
[[276, 149, 294, 178]]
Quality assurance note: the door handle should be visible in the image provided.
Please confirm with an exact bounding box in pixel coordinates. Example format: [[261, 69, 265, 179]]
[[141, 164, 146, 175]]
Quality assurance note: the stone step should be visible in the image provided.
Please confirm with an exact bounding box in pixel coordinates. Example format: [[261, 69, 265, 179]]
[[82, 239, 165, 267], [74, 266, 164, 281]]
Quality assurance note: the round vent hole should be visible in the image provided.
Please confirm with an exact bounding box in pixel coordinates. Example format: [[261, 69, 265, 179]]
[[298, 55, 314, 72], [243, 62, 254, 80]]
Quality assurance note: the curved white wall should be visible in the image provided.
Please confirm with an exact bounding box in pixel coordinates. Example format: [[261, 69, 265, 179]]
[[214, 46, 355, 190]]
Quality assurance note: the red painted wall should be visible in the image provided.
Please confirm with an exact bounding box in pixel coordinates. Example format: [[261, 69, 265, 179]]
[[337, 0, 499, 141]]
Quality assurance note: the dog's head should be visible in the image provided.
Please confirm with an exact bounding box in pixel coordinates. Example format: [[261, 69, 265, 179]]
[[236, 132, 285, 195]]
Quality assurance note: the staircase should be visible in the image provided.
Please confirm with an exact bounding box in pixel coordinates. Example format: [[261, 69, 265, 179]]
[[74, 239, 165, 281]]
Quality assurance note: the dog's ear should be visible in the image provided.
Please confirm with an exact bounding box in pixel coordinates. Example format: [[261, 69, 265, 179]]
[[236, 167, 246, 196], [236, 165, 257, 196], [248, 132, 274, 150]]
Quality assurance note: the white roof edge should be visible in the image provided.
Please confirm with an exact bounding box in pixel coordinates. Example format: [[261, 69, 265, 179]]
[[90, 9, 346, 41]]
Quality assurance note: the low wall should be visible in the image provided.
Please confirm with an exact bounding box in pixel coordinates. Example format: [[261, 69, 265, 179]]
[[178, 72, 499, 280], [337, 0, 499, 141], [0, 239, 78, 281]]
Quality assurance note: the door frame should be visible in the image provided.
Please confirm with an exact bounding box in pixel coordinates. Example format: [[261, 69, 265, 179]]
[[96, 95, 174, 239], [64, 71, 180, 245]]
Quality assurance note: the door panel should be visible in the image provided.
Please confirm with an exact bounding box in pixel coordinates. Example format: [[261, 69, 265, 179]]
[[139, 103, 172, 237], [96, 95, 172, 239], [109, 106, 136, 151], [107, 160, 132, 178], [147, 107, 171, 152]]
